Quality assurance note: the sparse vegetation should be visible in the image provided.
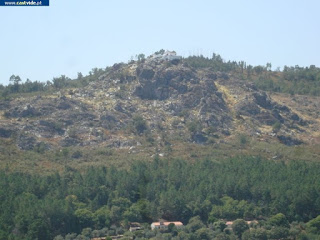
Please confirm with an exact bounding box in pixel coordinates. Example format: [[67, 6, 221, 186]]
[[238, 134, 249, 146], [132, 115, 147, 134], [272, 121, 282, 133], [184, 54, 320, 96], [187, 120, 202, 134], [1, 52, 319, 102]]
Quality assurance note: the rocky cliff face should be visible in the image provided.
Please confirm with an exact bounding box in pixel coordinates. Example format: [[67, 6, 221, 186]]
[[0, 58, 319, 151]]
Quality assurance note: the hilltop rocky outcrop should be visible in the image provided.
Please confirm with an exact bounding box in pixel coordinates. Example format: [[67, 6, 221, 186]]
[[0, 56, 318, 151]]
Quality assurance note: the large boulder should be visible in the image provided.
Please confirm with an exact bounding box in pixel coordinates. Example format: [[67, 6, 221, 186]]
[[235, 101, 261, 116], [137, 67, 155, 80], [0, 128, 13, 138], [6, 104, 41, 118], [134, 64, 196, 100], [17, 134, 37, 150], [253, 92, 273, 109], [277, 135, 303, 146]]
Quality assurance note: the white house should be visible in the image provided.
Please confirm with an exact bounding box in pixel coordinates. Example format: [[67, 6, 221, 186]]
[[161, 51, 182, 61], [151, 221, 183, 230], [129, 222, 142, 232], [149, 51, 182, 62]]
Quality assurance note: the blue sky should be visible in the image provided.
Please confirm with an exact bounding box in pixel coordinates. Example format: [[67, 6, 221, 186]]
[[0, 0, 319, 85]]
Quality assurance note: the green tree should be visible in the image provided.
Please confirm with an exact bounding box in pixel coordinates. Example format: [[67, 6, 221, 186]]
[[238, 134, 249, 146], [165, 222, 173, 231], [9, 74, 21, 85], [215, 233, 233, 240], [187, 120, 202, 134], [267, 227, 289, 240], [306, 215, 320, 234], [77, 72, 83, 80], [187, 216, 205, 233], [195, 227, 214, 240], [137, 53, 145, 62], [266, 63, 272, 71], [52, 75, 69, 89], [253, 66, 264, 75], [110, 206, 121, 224], [232, 219, 249, 239], [272, 121, 281, 133], [247, 65, 253, 78], [242, 228, 267, 240], [26, 218, 50, 240], [133, 115, 147, 134], [94, 206, 111, 228], [209, 197, 254, 220], [74, 209, 94, 229], [213, 220, 227, 232], [268, 213, 290, 228], [1, 88, 10, 99], [123, 205, 142, 222], [155, 49, 165, 55], [9, 74, 21, 92]]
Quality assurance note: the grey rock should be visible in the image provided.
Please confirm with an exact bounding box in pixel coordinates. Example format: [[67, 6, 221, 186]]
[[17, 134, 37, 150], [253, 92, 273, 109], [191, 133, 208, 144], [0, 128, 13, 138], [235, 102, 260, 116], [60, 137, 80, 147], [277, 135, 303, 146]]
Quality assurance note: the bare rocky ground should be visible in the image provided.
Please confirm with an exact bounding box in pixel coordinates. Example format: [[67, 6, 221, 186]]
[[0, 58, 319, 162]]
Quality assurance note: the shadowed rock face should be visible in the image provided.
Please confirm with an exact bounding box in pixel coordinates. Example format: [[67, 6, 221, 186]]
[[234, 89, 307, 130], [0, 128, 13, 138], [133, 62, 231, 130], [253, 92, 273, 109], [191, 133, 208, 144], [3, 97, 84, 119], [0, 59, 313, 150], [235, 101, 261, 116], [17, 134, 37, 150], [277, 135, 303, 146], [134, 64, 198, 100]]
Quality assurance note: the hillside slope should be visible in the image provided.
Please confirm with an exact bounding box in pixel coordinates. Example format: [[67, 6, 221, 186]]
[[0, 55, 319, 171]]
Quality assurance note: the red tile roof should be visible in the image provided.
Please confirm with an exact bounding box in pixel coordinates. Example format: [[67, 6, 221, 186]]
[[152, 221, 183, 226]]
